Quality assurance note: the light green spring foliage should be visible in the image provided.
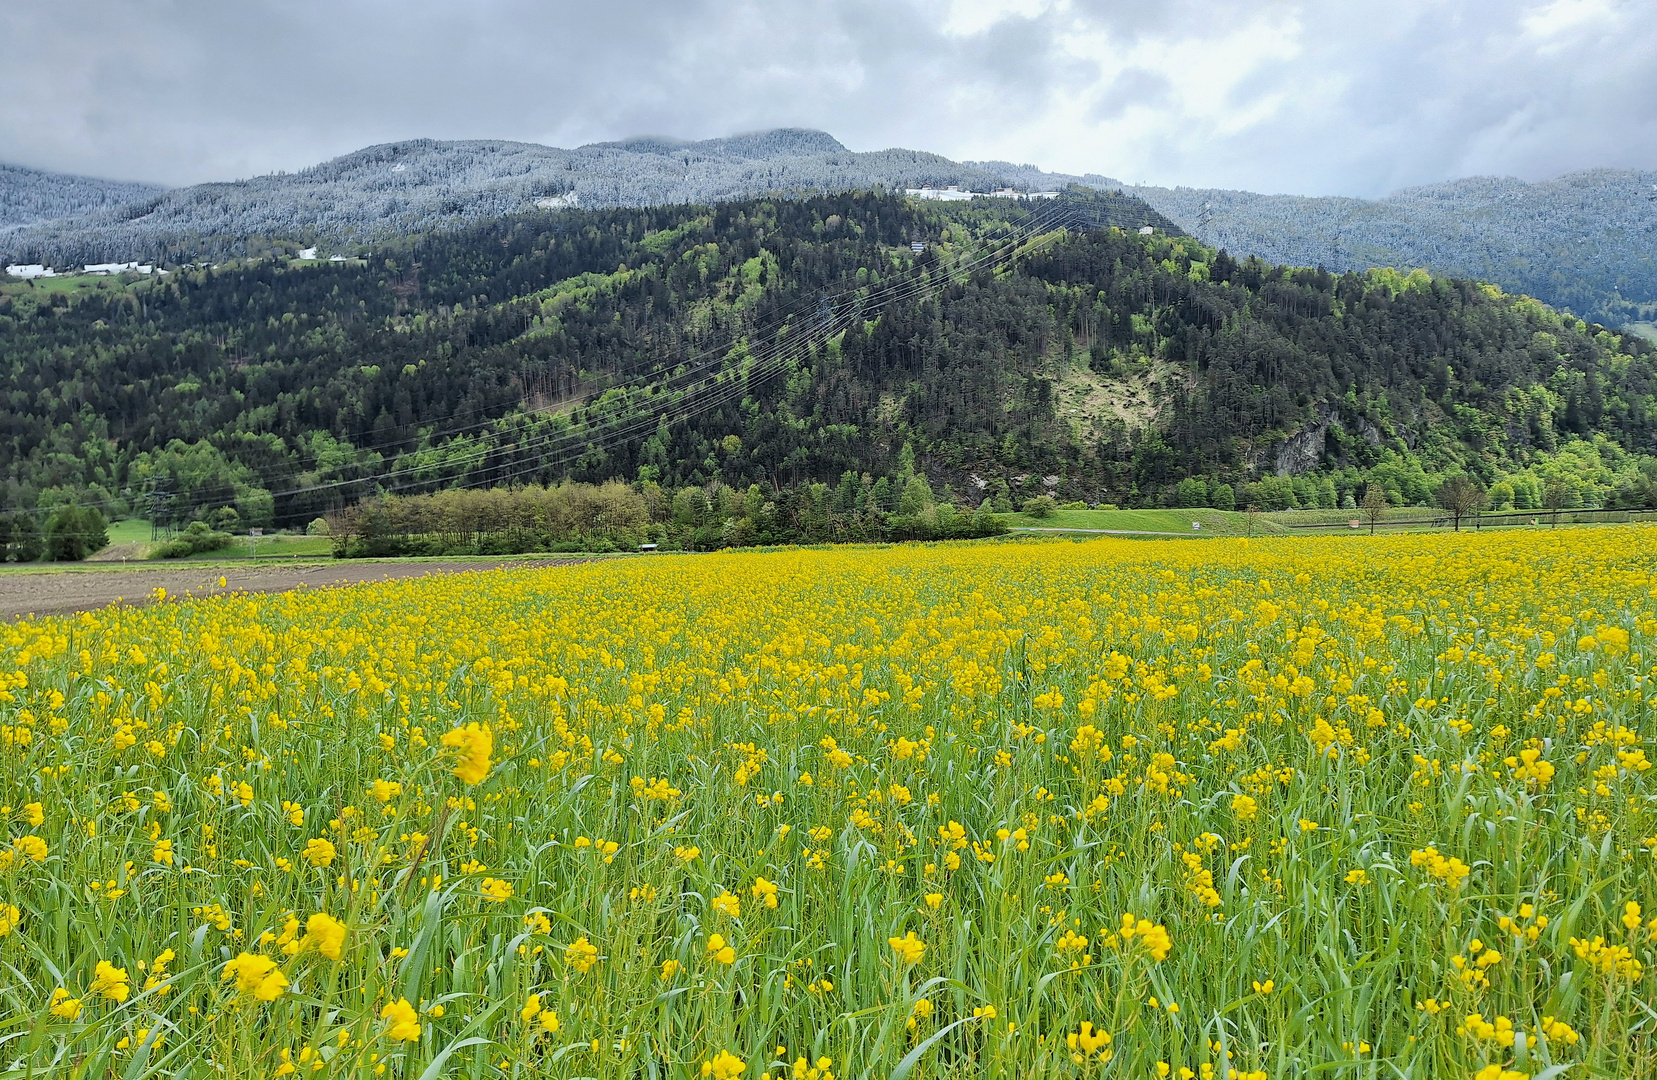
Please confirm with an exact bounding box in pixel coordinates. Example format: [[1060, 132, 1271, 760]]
[[0, 529, 1654, 1079]]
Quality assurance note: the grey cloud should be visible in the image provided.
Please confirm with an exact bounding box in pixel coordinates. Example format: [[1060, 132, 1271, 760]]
[[0, 0, 1653, 196], [1090, 68, 1176, 122]]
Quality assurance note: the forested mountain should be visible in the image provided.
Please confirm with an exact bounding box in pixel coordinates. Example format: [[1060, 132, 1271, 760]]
[[1132, 169, 1657, 331], [0, 130, 1121, 267], [6, 130, 1654, 335], [0, 163, 165, 236], [2, 189, 1654, 540]]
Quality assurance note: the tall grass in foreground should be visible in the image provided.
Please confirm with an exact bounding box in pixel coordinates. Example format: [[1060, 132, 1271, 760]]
[[0, 529, 1653, 1079]]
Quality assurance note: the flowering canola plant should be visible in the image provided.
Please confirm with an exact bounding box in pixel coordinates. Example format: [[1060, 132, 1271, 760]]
[[0, 529, 1654, 1078]]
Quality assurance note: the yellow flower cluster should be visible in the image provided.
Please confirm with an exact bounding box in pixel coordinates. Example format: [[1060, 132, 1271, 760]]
[[380, 997, 421, 1041], [1569, 934, 1644, 980], [1066, 1020, 1112, 1063], [222, 953, 287, 1002], [521, 992, 561, 1035], [887, 931, 926, 965], [1408, 846, 1472, 889], [1116, 913, 1172, 962], [440, 722, 494, 785], [701, 1050, 746, 1080]]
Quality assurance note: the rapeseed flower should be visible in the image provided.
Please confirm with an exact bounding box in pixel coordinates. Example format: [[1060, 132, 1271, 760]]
[[564, 936, 599, 973], [520, 991, 560, 1034], [1066, 1021, 1111, 1062], [48, 988, 83, 1020], [301, 837, 336, 867], [888, 932, 925, 965], [1118, 914, 1172, 961], [707, 934, 736, 965], [11, 836, 47, 863], [221, 953, 287, 1002], [441, 723, 494, 785], [301, 913, 347, 960], [89, 960, 130, 1002], [701, 1050, 745, 1079], [380, 997, 421, 1041]]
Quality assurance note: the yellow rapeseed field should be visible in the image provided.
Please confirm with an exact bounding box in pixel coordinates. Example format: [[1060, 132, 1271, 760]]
[[1, 529, 1654, 1079]]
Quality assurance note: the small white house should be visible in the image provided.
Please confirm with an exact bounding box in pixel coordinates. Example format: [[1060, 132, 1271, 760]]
[[5, 264, 54, 278], [298, 247, 318, 260], [1138, 226, 1155, 236]]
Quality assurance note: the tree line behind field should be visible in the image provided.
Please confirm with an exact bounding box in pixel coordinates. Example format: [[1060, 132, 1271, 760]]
[[329, 472, 1005, 557]]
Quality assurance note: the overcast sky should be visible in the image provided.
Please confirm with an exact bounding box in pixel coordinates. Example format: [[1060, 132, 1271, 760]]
[[1, 0, 1652, 197]]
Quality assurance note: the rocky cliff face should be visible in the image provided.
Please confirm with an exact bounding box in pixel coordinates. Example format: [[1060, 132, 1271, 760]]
[[1275, 418, 1330, 476]]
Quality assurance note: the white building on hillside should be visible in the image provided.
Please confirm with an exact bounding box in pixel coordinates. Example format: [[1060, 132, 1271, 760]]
[[904, 185, 974, 202], [83, 262, 155, 275], [5, 264, 55, 278], [909, 186, 1062, 202]]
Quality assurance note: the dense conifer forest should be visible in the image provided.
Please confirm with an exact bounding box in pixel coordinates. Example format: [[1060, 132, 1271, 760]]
[[2, 189, 1654, 550]]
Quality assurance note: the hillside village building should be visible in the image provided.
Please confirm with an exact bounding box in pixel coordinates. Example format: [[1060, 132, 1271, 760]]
[[904, 185, 974, 202], [905, 186, 1061, 202]]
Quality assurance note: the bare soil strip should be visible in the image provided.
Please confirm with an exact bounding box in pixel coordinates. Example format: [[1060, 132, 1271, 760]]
[[0, 559, 596, 621]]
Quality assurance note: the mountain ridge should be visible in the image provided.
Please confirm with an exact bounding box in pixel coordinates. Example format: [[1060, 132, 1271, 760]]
[[1128, 167, 1657, 328], [0, 162, 166, 235], [0, 129, 1121, 268], [2, 129, 1653, 329]]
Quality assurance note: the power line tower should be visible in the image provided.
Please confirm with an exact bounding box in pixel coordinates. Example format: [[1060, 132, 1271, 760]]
[[149, 485, 174, 541]]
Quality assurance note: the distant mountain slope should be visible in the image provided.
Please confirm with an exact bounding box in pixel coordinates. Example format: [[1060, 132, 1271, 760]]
[[8, 129, 1653, 331], [1131, 169, 1657, 328], [0, 129, 1127, 266], [0, 163, 165, 237], [2, 191, 1653, 529]]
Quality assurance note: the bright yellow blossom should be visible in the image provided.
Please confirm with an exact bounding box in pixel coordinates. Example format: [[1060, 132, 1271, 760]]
[[380, 997, 421, 1041], [220, 953, 287, 1002], [440, 722, 493, 785], [888, 931, 926, 965]]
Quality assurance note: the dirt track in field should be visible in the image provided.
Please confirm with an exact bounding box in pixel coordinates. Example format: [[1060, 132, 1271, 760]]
[[0, 559, 597, 621]]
